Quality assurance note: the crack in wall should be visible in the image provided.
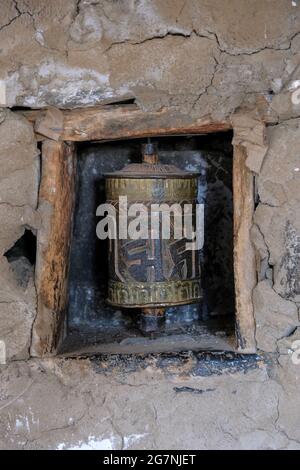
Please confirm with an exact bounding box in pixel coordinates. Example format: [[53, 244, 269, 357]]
[[191, 55, 219, 110], [103, 29, 195, 53], [205, 28, 300, 57], [274, 395, 300, 447], [103, 25, 300, 58], [0, 0, 24, 32]]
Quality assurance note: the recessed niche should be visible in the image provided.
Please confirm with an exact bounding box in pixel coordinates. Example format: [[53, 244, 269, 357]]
[[60, 133, 236, 355]]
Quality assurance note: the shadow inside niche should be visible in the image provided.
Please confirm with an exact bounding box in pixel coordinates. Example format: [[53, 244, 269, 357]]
[[4, 229, 36, 287]]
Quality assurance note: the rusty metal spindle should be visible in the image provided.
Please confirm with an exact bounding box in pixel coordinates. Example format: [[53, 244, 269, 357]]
[[141, 140, 166, 332]]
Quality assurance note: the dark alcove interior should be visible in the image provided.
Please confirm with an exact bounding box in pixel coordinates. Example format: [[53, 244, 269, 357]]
[[61, 132, 236, 355], [4, 229, 36, 289]]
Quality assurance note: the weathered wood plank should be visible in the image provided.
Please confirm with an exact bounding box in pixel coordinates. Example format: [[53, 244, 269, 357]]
[[62, 105, 231, 141], [31, 140, 76, 356], [19, 96, 281, 144], [35, 106, 64, 141], [19, 105, 231, 141], [233, 144, 257, 353]]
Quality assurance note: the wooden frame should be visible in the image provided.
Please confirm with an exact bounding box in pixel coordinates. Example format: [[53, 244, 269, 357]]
[[233, 145, 256, 353], [26, 104, 257, 356], [31, 140, 77, 356]]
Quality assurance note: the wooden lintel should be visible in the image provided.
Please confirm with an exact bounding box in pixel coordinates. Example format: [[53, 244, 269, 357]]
[[19, 105, 231, 142], [31, 140, 77, 356], [62, 105, 231, 141], [18, 95, 281, 144]]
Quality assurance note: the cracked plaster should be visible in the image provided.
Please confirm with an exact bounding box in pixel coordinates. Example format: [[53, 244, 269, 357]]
[[1, 0, 300, 450]]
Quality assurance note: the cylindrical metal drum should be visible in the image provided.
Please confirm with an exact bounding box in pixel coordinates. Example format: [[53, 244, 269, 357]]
[[105, 159, 201, 309]]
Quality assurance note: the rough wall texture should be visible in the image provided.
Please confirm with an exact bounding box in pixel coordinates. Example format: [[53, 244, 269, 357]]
[[252, 119, 300, 352], [0, 0, 299, 352], [0, 354, 300, 450], [0, 0, 299, 119], [0, 110, 40, 360], [0, 0, 300, 449]]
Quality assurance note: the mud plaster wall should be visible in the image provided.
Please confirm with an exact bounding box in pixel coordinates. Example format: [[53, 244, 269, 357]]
[[0, 109, 40, 359], [1, 0, 300, 359]]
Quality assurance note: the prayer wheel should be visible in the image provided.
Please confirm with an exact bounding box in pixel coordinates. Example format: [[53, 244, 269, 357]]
[[105, 142, 201, 316]]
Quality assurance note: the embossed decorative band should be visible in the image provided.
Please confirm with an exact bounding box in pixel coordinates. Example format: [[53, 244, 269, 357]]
[[107, 279, 202, 308], [106, 177, 198, 201]]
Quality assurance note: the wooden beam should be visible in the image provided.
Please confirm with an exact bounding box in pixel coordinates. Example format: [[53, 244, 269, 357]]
[[19, 105, 231, 142], [31, 140, 77, 356], [233, 144, 257, 353], [19, 94, 282, 143], [62, 105, 231, 141]]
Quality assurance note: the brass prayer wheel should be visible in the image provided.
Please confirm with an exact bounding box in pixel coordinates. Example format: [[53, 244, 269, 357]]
[[105, 143, 201, 310]]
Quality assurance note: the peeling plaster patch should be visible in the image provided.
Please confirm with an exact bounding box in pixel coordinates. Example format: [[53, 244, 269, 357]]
[[69, 6, 103, 44], [35, 30, 46, 47], [38, 61, 109, 97], [5, 72, 33, 107], [21, 96, 36, 107], [271, 78, 283, 93], [129, 0, 187, 37], [14, 408, 39, 433], [57, 432, 148, 450], [5, 61, 117, 107], [57, 434, 119, 450], [288, 80, 300, 91], [15, 418, 25, 431], [124, 433, 149, 449]]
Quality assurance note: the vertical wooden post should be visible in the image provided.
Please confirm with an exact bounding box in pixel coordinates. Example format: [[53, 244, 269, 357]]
[[31, 140, 76, 356], [233, 144, 257, 353]]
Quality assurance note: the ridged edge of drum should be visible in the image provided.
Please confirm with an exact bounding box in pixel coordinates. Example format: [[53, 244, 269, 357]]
[[106, 177, 198, 201], [107, 279, 202, 308], [105, 163, 199, 179]]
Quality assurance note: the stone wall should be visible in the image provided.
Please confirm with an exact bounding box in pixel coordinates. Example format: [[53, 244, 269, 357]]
[[0, 110, 40, 359], [0, 0, 300, 359], [252, 119, 300, 352]]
